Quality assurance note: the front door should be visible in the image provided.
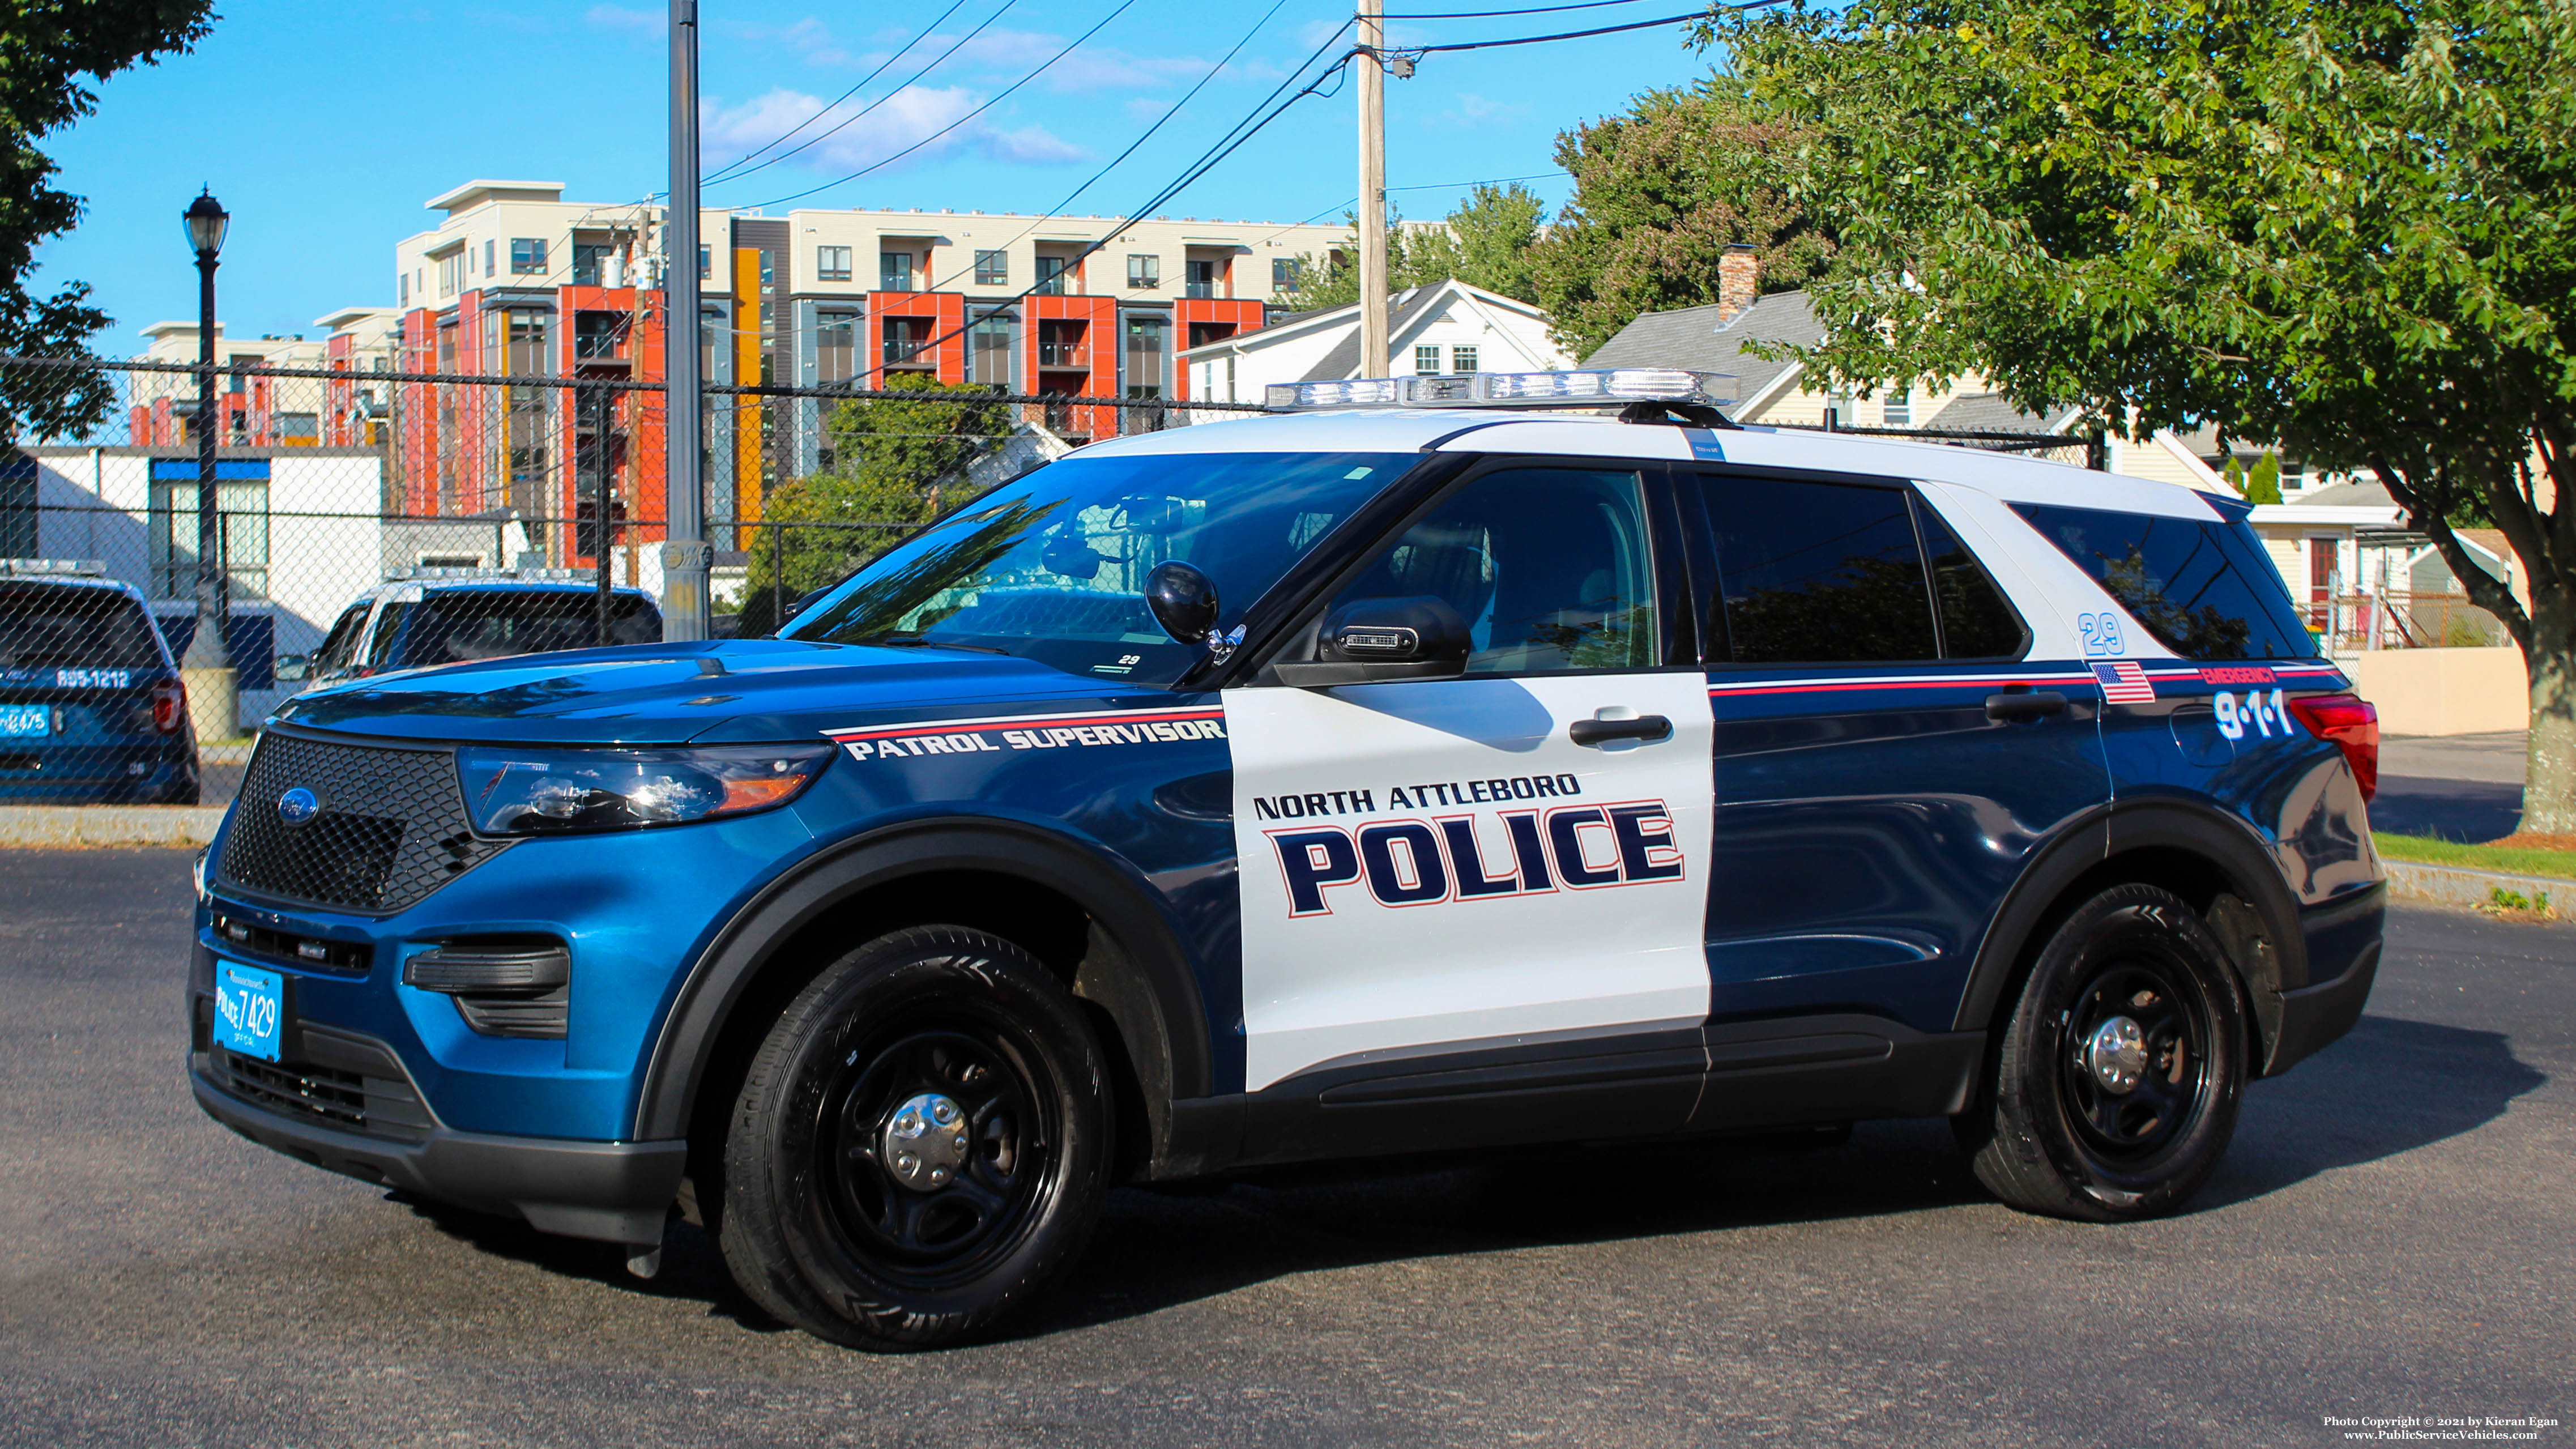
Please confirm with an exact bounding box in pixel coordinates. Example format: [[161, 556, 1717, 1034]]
[[1225, 464, 1714, 1094]]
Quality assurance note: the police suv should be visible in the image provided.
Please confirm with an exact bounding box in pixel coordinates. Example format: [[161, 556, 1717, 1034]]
[[189, 370, 2384, 1351]]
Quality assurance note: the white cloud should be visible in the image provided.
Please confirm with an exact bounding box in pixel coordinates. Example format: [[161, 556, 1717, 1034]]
[[714, 16, 851, 66], [585, 4, 660, 39], [1435, 92, 1534, 128], [703, 87, 1085, 178]]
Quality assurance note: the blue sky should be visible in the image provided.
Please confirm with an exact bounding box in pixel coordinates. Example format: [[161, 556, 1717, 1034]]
[[33, 0, 1720, 350]]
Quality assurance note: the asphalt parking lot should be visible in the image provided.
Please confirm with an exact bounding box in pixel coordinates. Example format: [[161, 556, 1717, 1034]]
[[0, 849, 2566, 1448]]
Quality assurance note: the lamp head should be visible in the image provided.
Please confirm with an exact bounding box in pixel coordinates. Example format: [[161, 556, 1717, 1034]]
[[184, 190, 228, 257]]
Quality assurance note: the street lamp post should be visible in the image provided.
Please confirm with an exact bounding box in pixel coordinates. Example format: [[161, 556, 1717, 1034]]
[[180, 190, 236, 743]]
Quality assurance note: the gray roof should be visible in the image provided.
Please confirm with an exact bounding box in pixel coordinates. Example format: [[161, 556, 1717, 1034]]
[[1581, 290, 1821, 407], [1296, 286, 1452, 383], [1921, 392, 2077, 435], [2291, 479, 2395, 507]]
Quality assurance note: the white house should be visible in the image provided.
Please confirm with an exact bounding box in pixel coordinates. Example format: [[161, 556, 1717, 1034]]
[[1179, 279, 1575, 411]]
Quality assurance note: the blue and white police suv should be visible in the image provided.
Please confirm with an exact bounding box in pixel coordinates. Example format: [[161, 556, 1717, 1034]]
[[189, 369, 2385, 1350]]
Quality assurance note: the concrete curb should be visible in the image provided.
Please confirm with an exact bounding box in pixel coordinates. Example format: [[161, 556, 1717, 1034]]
[[2382, 859, 2569, 912], [0, 806, 228, 849]]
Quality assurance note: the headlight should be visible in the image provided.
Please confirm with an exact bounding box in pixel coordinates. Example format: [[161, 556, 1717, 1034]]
[[458, 744, 834, 836]]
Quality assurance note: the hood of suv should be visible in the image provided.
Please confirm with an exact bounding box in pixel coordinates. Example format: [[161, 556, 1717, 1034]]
[[270, 639, 1136, 745]]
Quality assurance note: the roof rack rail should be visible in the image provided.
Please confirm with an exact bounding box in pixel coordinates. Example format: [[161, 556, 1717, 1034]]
[[1264, 369, 1736, 420], [384, 565, 600, 583]]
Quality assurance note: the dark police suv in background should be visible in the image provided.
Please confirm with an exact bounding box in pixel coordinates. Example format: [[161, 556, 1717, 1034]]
[[280, 570, 663, 691], [2, 560, 197, 804], [187, 370, 2383, 1352]]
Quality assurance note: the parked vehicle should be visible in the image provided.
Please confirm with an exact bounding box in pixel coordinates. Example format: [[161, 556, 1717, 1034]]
[[188, 370, 2383, 1352], [0, 560, 198, 804], [277, 569, 662, 689]]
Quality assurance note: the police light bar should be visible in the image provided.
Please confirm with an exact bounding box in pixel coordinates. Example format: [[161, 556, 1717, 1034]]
[[0, 558, 106, 576], [1265, 368, 1734, 411], [385, 566, 602, 583]]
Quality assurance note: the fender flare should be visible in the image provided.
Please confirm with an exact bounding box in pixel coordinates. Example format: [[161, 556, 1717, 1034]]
[[1951, 799, 2310, 1054], [630, 818, 1214, 1157]]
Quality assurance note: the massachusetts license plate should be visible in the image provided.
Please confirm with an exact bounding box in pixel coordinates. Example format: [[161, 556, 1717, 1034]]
[[212, 961, 285, 1063], [0, 705, 46, 738]]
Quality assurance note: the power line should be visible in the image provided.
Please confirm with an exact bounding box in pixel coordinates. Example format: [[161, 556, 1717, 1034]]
[[701, 0, 984, 186], [708, 1, 1026, 191], [1379, 0, 1647, 16], [743, 0, 1141, 211], [933, 0, 1296, 287], [1389, 169, 1566, 191], [1385, 8, 1715, 54]]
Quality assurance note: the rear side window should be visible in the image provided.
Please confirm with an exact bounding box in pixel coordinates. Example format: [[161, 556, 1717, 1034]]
[[1699, 475, 2024, 664], [396, 590, 660, 667], [311, 603, 370, 675], [2012, 502, 2315, 661], [0, 583, 165, 670]]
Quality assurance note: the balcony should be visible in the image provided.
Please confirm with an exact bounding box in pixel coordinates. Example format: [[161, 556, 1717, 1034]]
[[1036, 342, 1087, 369]]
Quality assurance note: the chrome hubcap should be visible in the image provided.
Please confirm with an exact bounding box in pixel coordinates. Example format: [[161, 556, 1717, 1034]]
[[880, 1092, 970, 1191], [2084, 1016, 2149, 1094]]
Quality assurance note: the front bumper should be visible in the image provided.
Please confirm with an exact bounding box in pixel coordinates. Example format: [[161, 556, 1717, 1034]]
[[191, 1055, 686, 1246]]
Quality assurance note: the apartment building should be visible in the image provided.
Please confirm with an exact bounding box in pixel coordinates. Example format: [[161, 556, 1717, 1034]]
[[366, 179, 1351, 562]]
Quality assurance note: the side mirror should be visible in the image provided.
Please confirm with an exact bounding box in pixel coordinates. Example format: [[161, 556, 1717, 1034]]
[[273, 654, 310, 683], [1273, 595, 1472, 687], [1145, 560, 1226, 655]]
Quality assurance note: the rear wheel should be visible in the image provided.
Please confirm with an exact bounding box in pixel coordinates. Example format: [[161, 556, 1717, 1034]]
[[1959, 884, 2247, 1220], [718, 926, 1111, 1350]]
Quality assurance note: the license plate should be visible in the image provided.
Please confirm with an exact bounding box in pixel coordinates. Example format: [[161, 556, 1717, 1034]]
[[0, 705, 46, 738], [212, 961, 285, 1063]]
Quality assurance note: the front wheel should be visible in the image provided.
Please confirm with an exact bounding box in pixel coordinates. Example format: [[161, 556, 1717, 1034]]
[[718, 926, 1111, 1350], [1959, 884, 2248, 1221]]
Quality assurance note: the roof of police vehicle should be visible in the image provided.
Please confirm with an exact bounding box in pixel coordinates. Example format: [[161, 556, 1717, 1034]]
[[1079, 408, 2228, 521]]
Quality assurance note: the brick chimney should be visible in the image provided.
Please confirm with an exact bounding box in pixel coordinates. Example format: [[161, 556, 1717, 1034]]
[[1717, 243, 1758, 325]]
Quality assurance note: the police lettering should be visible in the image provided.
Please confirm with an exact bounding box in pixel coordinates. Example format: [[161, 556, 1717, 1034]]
[[1269, 800, 1682, 916], [1252, 772, 1578, 821]]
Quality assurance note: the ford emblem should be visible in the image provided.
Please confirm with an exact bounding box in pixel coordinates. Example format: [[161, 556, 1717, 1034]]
[[277, 786, 321, 828]]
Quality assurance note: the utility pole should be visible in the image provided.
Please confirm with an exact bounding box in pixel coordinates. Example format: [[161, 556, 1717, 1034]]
[[663, 0, 711, 640], [1357, 0, 1389, 380]]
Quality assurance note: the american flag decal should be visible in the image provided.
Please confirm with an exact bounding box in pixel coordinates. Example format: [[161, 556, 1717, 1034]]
[[2092, 661, 2157, 704]]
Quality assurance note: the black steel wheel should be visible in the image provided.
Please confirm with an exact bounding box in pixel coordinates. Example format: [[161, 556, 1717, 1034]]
[[718, 926, 1110, 1350], [1958, 884, 2247, 1221]]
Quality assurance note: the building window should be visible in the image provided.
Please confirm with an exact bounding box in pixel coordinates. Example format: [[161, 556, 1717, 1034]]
[[883, 317, 931, 369], [975, 249, 1008, 285], [484, 240, 496, 276], [511, 238, 547, 275], [148, 466, 270, 602], [399, 273, 408, 306], [1035, 255, 1070, 296], [1413, 344, 1441, 374], [816, 310, 858, 383], [504, 309, 549, 375], [1124, 314, 1167, 399], [699, 246, 711, 280], [1883, 387, 1911, 427], [880, 251, 914, 291], [1272, 257, 1301, 292], [1185, 259, 1219, 299], [1037, 318, 1085, 369], [1450, 345, 1478, 374], [817, 245, 852, 282], [573, 243, 608, 286], [1127, 254, 1160, 290], [437, 251, 464, 298], [970, 314, 1013, 387]]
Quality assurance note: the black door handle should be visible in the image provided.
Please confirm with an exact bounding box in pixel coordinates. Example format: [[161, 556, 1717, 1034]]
[[1985, 691, 2069, 722], [1569, 714, 1673, 747]]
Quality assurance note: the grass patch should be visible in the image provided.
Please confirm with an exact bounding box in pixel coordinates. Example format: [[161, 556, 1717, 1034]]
[[2374, 832, 2576, 881]]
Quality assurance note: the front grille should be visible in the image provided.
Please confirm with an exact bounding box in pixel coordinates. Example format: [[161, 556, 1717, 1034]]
[[215, 732, 509, 914], [197, 1004, 437, 1141], [208, 911, 373, 977]]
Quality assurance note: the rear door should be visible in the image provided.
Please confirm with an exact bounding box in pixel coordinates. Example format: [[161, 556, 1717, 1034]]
[[1687, 467, 2110, 1042], [1225, 462, 1715, 1096]]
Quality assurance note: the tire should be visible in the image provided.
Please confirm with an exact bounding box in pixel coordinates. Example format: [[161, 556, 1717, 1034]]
[[717, 925, 1112, 1350], [1957, 884, 2248, 1221]]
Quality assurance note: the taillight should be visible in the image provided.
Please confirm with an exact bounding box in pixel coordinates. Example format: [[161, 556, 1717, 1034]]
[[153, 679, 186, 735], [2287, 694, 2378, 802]]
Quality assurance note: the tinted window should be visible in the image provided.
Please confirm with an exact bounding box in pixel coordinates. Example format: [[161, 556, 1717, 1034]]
[[1916, 503, 2028, 658], [1330, 468, 1657, 675], [790, 452, 1415, 687], [311, 603, 371, 675], [1703, 475, 1938, 664], [392, 591, 661, 668], [367, 604, 411, 667], [2013, 502, 2315, 660], [0, 583, 165, 670]]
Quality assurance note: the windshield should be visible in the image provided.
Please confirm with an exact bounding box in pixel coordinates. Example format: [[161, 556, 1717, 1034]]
[[784, 451, 1418, 686], [394, 590, 662, 667], [0, 584, 165, 672]]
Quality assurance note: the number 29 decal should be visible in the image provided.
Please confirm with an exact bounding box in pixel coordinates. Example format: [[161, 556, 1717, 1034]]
[[2215, 688, 2290, 740], [2078, 612, 2126, 657]]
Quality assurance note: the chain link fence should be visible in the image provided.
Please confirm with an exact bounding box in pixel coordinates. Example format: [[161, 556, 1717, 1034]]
[[0, 352, 2100, 804]]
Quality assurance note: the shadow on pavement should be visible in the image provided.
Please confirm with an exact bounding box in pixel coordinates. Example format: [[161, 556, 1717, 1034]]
[[385, 1012, 2545, 1345], [2369, 775, 2523, 841]]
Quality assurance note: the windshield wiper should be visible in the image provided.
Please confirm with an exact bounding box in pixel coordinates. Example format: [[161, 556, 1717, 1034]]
[[860, 633, 1011, 655]]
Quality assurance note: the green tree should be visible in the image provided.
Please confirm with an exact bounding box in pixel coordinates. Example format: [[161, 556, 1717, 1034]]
[[1407, 182, 1547, 303], [737, 381, 1010, 636], [1527, 79, 1837, 359], [1718, 0, 2576, 834], [0, 2, 217, 441], [1282, 204, 1435, 312]]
